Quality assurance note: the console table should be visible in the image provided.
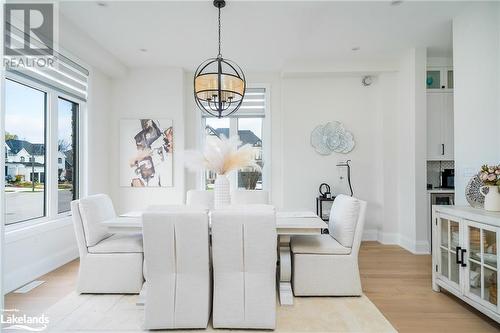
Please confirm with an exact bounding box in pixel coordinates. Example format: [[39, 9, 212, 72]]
[[432, 205, 500, 323]]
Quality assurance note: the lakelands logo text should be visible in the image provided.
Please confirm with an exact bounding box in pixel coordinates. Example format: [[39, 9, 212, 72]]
[[3, 3, 55, 69], [1, 309, 49, 331]]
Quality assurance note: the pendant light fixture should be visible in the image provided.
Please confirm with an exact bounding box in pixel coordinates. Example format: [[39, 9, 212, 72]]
[[194, 0, 246, 118]]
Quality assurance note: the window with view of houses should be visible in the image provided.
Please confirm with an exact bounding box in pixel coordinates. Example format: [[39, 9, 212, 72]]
[[202, 87, 266, 191], [4, 78, 79, 225], [5, 79, 47, 224]]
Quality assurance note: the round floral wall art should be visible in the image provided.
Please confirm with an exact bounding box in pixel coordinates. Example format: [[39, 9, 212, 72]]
[[310, 121, 355, 155]]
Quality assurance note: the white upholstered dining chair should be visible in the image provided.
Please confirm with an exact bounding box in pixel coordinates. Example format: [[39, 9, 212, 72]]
[[291, 194, 367, 296], [186, 189, 214, 209], [211, 208, 277, 329], [142, 209, 211, 330], [71, 194, 143, 294], [231, 189, 270, 205]]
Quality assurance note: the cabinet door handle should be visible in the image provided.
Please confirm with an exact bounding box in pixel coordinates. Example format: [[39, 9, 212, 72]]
[[455, 246, 462, 264], [460, 249, 467, 267], [441, 144, 445, 155]]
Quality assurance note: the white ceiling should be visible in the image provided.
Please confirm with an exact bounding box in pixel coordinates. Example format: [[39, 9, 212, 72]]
[[59, 1, 468, 72]]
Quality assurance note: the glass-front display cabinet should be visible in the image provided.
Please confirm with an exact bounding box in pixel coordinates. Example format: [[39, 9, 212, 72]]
[[437, 214, 462, 291], [465, 222, 498, 311], [433, 207, 500, 323], [426, 67, 453, 90]]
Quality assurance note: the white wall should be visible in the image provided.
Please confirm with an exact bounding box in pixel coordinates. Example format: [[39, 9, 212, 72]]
[[378, 73, 400, 243], [427, 57, 453, 68], [395, 48, 428, 253], [453, 2, 500, 205], [109, 68, 185, 213], [281, 75, 387, 235], [3, 219, 78, 293], [184, 71, 201, 193], [86, 71, 113, 195]]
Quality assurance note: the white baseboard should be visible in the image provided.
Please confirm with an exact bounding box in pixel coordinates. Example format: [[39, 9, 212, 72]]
[[362, 229, 378, 241], [362, 230, 430, 255], [414, 240, 431, 255], [4, 245, 78, 294], [377, 231, 400, 244], [399, 235, 415, 253], [399, 235, 430, 255]]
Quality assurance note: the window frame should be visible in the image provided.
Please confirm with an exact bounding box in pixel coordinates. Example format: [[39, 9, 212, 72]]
[[4, 76, 48, 225], [56, 96, 80, 214], [4, 72, 84, 230], [198, 84, 271, 194]]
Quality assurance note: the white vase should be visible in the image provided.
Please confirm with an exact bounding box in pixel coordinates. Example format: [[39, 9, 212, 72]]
[[480, 186, 500, 212], [214, 174, 230, 209]]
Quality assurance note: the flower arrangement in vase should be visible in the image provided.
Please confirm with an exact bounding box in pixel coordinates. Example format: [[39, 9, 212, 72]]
[[185, 135, 261, 209], [479, 164, 500, 212]]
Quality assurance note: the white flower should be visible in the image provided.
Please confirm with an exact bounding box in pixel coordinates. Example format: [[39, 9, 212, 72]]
[[184, 134, 260, 175]]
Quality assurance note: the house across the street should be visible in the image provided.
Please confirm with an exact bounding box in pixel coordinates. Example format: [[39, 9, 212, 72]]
[[4, 139, 67, 183]]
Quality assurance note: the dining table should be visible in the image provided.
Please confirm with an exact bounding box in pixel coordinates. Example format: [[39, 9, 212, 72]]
[[102, 208, 327, 306]]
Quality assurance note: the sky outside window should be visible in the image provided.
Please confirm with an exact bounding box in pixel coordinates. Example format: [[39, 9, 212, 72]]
[[5, 79, 46, 143]]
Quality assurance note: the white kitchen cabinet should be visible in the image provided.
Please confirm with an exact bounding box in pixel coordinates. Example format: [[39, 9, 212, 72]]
[[427, 67, 453, 91], [432, 206, 500, 323], [442, 93, 454, 159], [427, 92, 454, 160]]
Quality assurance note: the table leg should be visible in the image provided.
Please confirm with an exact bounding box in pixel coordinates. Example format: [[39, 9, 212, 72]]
[[279, 235, 294, 305]]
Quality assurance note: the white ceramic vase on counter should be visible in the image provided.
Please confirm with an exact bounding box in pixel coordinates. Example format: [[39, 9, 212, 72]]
[[480, 186, 500, 212], [214, 174, 230, 209]]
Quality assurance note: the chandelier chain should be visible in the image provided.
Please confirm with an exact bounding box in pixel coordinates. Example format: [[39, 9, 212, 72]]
[[218, 7, 222, 57]]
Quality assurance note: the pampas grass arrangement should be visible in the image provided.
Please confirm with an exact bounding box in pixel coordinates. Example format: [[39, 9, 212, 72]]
[[185, 135, 261, 175]]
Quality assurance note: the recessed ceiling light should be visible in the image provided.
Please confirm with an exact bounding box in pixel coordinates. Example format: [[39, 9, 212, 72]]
[[139, 48, 148, 53], [390, 0, 403, 6], [352, 47, 360, 51], [97, 2, 108, 7]]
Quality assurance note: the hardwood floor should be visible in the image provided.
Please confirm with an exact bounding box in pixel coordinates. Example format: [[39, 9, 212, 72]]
[[359, 241, 500, 333], [5, 242, 500, 332], [4, 259, 79, 318]]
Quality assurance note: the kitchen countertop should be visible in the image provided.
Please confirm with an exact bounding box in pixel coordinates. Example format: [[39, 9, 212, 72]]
[[428, 188, 455, 194]]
